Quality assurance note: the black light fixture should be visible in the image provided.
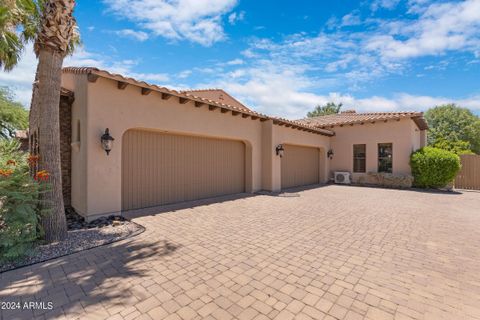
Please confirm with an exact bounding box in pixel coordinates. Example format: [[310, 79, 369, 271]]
[[276, 144, 285, 157], [327, 149, 334, 159], [100, 128, 114, 155]]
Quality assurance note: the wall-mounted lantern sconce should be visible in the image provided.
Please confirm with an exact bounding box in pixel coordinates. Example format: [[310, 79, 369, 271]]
[[101, 128, 114, 155], [276, 144, 285, 157], [327, 149, 334, 159]]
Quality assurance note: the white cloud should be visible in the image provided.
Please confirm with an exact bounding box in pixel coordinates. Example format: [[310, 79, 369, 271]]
[[197, 58, 480, 119], [340, 13, 362, 27], [371, 0, 401, 11], [0, 44, 37, 106], [235, 0, 480, 91], [228, 11, 245, 25], [0, 45, 170, 107], [224, 58, 244, 66], [366, 0, 480, 59], [114, 29, 149, 41], [103, 0, 238, 46], [177, 70, 192, 79]]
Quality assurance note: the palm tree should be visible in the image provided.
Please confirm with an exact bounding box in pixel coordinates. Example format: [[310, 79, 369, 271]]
[[0, 0, 79, 241], [0, 0, 41, 70], [32, 0, 78, 241]]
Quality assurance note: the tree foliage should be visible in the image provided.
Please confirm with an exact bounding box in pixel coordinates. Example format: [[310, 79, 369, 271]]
[[0, 87, 28, 138], [0, 0, 79, 71], [425, 104, 480, 154], [0, 0, 44, 70], [307, 102, 342, 118], [410, 147, 461, 189]]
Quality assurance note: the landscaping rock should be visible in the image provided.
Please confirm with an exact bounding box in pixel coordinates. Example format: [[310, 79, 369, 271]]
[[66, 207, 127, 230], [356, 172, 413, 188], [0, 216, 144, 273]]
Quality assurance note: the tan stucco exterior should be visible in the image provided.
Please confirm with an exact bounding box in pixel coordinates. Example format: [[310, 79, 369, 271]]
[[330, 119, 425, 183], [61, 70, 426, 220], [61, 73, 331, 219]]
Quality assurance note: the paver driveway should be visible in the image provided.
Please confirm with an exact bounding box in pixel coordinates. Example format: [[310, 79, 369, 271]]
[[1, 185, 480, 320]]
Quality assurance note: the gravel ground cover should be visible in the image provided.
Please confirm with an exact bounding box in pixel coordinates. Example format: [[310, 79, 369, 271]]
[[0, 214, 144, 273]]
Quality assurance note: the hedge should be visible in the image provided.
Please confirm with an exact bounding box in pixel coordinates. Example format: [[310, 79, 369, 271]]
[[410, 147, 461, 188]]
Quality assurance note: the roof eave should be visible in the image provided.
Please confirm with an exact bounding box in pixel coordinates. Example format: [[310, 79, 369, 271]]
[[63, 67, 333, 135]]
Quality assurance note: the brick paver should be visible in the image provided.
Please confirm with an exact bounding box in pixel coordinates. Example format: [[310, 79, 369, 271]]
[[1, 185, 480, 319]]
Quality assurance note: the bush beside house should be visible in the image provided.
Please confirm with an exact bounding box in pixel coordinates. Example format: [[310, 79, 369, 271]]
[[410, 147, 461, 189], [0, 140, 46, 261]]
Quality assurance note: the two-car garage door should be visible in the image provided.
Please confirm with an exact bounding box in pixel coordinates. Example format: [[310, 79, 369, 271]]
[[122, 130, 245, 211]]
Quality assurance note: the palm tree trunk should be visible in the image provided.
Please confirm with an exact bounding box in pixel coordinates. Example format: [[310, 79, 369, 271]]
[[36, 48, 66, 241]]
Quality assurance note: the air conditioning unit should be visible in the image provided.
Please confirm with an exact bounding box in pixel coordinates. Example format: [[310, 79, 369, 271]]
[[334, 172, 351, 184]]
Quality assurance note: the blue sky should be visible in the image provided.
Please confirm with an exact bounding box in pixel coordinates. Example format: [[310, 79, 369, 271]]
[[1, 0, 479, 119]]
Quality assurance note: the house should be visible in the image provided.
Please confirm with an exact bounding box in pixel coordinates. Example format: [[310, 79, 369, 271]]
[[29, 67, 427, 221], [14, 130, 29, 151]]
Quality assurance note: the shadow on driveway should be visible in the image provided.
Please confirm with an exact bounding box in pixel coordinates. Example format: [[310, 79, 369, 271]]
[[0, 236, 179, 319]]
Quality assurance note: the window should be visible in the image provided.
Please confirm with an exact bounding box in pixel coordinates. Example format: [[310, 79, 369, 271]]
[[353, 144, 366, 173], [378, 143, 393, 173]]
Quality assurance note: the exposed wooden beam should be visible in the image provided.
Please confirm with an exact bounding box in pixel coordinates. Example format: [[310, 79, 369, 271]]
[[242, 114, 249, 118], [251, 116, 259, 120], [141, 88, 152, 95], [232, 111, 240, 116], [161, 93, 172, 100], [194, 101, 204, 108], [349, 123, 354, 126], [396, 118, 400, 121], [371, 121, 376, 124], [286, 124, 292, 128], [87, 73, 99, 83], [208, 105, 218, 111], [179, 97, 189, 104], [260, 118, 268, 122], [360, 122, 364, 125], [117, 81, 128, 90], [384, 119, 388, 123], [273, 120, 280, 124], [221, 108, 229, 114]]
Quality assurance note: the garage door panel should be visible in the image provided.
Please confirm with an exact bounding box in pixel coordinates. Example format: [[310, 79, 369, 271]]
[[122, 130, 245, 211], [281, 144, 320, 189]]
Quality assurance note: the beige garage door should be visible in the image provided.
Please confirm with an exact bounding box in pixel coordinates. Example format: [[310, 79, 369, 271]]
[[122, 130, 245, 211], [281, 144, 320, 189]]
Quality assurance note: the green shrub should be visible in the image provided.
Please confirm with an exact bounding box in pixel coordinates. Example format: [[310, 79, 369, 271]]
[[0, 139, 44, 261], [410, 147, 461, 188]]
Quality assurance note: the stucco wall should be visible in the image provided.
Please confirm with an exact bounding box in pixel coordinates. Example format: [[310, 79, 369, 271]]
[[273, 125, 330, 190], [65, 75, 330, 218], [63, 72, 425, 219], [62, 74, 88, 215], [330, 119, 422, 182]]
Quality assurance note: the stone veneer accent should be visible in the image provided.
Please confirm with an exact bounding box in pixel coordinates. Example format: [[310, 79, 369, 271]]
[[29, 89, 74, 208], [59, 95, 73, 207]]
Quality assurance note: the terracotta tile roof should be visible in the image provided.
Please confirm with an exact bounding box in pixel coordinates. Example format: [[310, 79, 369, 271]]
[[298, 111, 428, 130], [181, 89, 252, 112], [62, 67, 335, 136]]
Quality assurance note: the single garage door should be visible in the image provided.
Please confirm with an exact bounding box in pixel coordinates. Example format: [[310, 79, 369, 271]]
[[122, 130, 245, 211], [281, 144, 320, 189]]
